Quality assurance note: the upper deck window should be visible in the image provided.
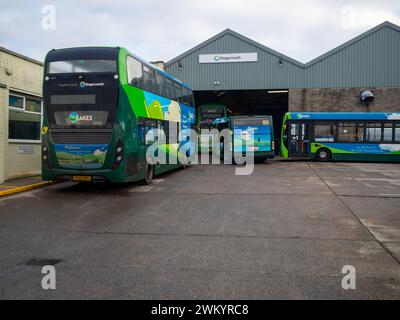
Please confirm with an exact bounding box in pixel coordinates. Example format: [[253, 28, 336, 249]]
[[48, 59, 117, 74], [127, 56, 144, 87]]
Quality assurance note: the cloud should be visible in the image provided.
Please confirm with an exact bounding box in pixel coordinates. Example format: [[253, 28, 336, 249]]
[[0, 0, 399, 63], [341, 4, 400, 30]]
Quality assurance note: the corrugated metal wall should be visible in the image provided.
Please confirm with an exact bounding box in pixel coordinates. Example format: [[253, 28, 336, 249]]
[[165, 24, 400, 90]]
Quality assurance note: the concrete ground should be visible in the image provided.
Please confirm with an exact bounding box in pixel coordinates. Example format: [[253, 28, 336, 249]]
[[0, 160, 399, 299]]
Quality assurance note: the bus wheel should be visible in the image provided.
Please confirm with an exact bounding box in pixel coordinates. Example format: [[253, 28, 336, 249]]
[[144, 164, 154, 185], [233, 157, 246, 165], [316, 148, 331, 162]]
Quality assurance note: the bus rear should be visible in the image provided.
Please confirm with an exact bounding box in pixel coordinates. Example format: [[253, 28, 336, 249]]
[[232, 115, 275, 162], [42, 47, 122, 182]]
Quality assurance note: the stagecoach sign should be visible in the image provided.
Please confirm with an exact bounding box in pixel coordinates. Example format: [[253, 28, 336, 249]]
[[199, 52, 258, 64]]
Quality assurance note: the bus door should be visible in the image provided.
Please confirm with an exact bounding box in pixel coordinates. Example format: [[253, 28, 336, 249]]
[[288, 122, 311, 158]]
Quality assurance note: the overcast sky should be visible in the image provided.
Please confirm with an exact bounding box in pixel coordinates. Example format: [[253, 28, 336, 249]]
[[1, 0, 399, 63]]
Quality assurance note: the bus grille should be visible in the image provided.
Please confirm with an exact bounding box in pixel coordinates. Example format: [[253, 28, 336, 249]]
[[50, 130, 113, 144], [126, 153, 138, 176]]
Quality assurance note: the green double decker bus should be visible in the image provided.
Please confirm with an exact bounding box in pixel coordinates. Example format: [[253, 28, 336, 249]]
[[42, 47, 195, 184], [197, 103, 228, 128], [197, 103, 228, 152], [281, 112, 400, 162]]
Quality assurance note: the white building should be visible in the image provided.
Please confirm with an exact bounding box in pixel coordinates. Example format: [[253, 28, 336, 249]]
[[0, 47, 43, 183]]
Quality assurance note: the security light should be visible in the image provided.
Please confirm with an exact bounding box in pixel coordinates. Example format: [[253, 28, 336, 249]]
[[360, 90, 375, 105]]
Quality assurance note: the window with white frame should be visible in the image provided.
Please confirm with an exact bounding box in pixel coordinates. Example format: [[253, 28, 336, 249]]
[[8, 92, 42, 141]]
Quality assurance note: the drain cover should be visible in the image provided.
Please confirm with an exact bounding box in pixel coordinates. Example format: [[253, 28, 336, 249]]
[[21, 258, 63, 267]]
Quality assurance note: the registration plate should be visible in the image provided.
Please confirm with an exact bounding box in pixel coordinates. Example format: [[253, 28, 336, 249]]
[[72, 175, 92, 182]]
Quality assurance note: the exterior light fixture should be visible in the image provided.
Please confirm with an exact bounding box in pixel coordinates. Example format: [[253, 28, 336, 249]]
[[279, 56, 283, 66], [213, 81, 221, 86], [360, 90, 375, 106], [178, 61, 183, 70], [268, 90, 288, 94]]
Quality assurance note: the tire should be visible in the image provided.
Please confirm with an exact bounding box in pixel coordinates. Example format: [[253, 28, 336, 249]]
[[144, 164, 154, 185], [233, 156, 246, 165], [316, 148, 331, 162]]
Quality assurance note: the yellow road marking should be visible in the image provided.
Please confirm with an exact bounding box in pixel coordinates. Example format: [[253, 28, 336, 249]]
[[0, 181, 56, 197]]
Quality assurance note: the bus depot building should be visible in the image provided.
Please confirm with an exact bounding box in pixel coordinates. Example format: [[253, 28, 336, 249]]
[[165, 21, 400, 138], [0, 47, 43, 183], [1, 22, 400, 183]]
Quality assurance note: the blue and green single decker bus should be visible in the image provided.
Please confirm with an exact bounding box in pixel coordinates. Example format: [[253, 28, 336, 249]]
[[41, 47, 195, 184], [281, 112, 400, 162], [230, 115, 275, 163]]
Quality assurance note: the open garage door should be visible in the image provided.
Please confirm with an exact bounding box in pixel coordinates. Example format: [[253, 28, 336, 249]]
[[194, 89, 288, 152]]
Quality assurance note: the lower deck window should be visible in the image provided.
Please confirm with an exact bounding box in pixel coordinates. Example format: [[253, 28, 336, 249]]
[[366, 123, 382, 143], [395, 123, 400, 143], [139, 118, 179, 145], [383, 123, 394, 143], [338, 122, 364, 142], [314, 124, 335, 142]]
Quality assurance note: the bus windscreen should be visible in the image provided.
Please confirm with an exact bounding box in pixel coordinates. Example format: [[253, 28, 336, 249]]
[[48, 59, 117, 74], [201, 108, 225, 119]]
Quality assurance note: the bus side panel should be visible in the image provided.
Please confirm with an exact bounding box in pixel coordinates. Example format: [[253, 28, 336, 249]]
[[117, 87, 145, 183], [311, 142, 400, 162], [122, 84, 196, 178]]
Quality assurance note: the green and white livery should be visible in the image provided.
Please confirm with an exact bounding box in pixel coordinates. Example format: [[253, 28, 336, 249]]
[[42, 47, 195, 183], [281, 112, 400, 162]]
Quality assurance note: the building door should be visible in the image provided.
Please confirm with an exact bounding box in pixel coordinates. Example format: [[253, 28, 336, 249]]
[[288, 122, 311, 158]]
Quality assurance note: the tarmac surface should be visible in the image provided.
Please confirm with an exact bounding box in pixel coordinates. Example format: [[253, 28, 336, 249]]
[[0, 160, 400, 299]]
